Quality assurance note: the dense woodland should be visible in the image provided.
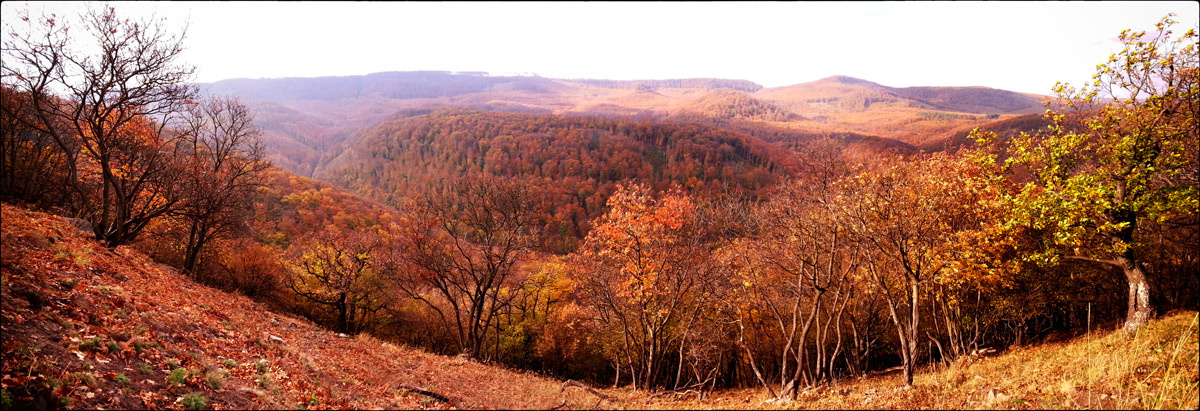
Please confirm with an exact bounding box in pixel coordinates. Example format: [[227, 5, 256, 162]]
[[1, 5, 1197, 404], [319, 109, 795, 252]]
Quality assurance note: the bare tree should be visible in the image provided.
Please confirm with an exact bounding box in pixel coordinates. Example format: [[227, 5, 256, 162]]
[[392, 176, 546, 359], [2, 4, 197, 246], [733, 138, 861, 398], [172, 96, 269, 275]]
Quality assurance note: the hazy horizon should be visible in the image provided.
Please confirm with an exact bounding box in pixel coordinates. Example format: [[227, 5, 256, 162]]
[[2, 1, 1198, 95]]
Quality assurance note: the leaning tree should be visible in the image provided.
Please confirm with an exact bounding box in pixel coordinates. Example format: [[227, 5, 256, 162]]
[[973, 15, 1198, 332]]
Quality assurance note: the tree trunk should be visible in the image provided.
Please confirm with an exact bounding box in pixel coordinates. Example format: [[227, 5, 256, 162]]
[[613, 358, 621, 388], [1119, 256, 1154, 333], [336, 294, 349, 334], [903, 280, 919, 386]]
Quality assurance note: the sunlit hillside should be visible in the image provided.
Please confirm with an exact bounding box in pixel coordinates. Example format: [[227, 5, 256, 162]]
[[202, 71, 1047, 177]]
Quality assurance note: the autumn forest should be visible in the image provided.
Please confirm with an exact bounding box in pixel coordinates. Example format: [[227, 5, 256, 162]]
[[1, 4, 1197, 410]]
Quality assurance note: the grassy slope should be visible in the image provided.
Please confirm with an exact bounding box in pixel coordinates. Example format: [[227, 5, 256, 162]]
[[618, 311, 1198, 410], [3, 202, 1195, 410]]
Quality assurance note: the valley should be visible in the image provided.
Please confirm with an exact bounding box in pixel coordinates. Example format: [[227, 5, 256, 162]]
[[2, 3, 1197, 410]]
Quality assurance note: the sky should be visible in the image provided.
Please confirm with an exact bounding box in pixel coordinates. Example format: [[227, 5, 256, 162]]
[[2, 1, 1198, 96]]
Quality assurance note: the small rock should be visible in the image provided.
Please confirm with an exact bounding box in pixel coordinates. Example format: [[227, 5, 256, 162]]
[[985, 388, 1009, 406], [864, 397, 874, 404], [267, 334, 284, 343]]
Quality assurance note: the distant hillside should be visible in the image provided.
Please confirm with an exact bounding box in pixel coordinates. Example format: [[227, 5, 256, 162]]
[[752, 75, 1047, 147], [198, 71, 1046, 176], [922, 112, 1054, 151], [673, 89, 802, 122], [754, 75, 1044, 115], [203, 71, 529, 101], [887, 86, 1045, 115], [567, 78, 763, 93], [0, 203, 611, 410], [316, 109, 798, 252]]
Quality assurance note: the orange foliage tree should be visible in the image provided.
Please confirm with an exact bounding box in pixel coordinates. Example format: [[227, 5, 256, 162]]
[[570, 183, 730, 390], [836, 153, 1006, 386]]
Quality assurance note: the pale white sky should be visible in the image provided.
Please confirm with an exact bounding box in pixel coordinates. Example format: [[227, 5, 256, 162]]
[[3, 1, 1197, 95]]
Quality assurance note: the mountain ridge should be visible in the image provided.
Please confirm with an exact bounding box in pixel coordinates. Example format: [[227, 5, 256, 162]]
[[199, 71, 1047, 178]]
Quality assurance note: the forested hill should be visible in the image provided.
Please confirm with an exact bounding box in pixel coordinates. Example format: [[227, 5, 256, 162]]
[[200, 71, 1046, 178], [316, 109, 799, 252]]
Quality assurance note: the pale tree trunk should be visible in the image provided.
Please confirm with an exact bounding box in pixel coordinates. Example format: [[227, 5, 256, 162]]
[[1119, 255, 1153, 333], [1111, 214, 1154, 333]]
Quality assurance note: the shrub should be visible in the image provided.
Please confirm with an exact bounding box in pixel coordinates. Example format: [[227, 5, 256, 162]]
[[78, 337, 103, 352], [168, 368, 190, 385], [256, 374, 272, 389], [204, 371, 225, 390], [70, 371, 96, 387], [181, 393, 206, 410]]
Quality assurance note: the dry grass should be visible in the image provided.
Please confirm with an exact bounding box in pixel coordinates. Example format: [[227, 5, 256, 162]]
[[620, 311, 1198, 410]]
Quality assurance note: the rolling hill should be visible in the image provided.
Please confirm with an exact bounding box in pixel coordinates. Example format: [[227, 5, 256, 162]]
[[199, 71, 1050, 177], [752, 75, 1048, 146]]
